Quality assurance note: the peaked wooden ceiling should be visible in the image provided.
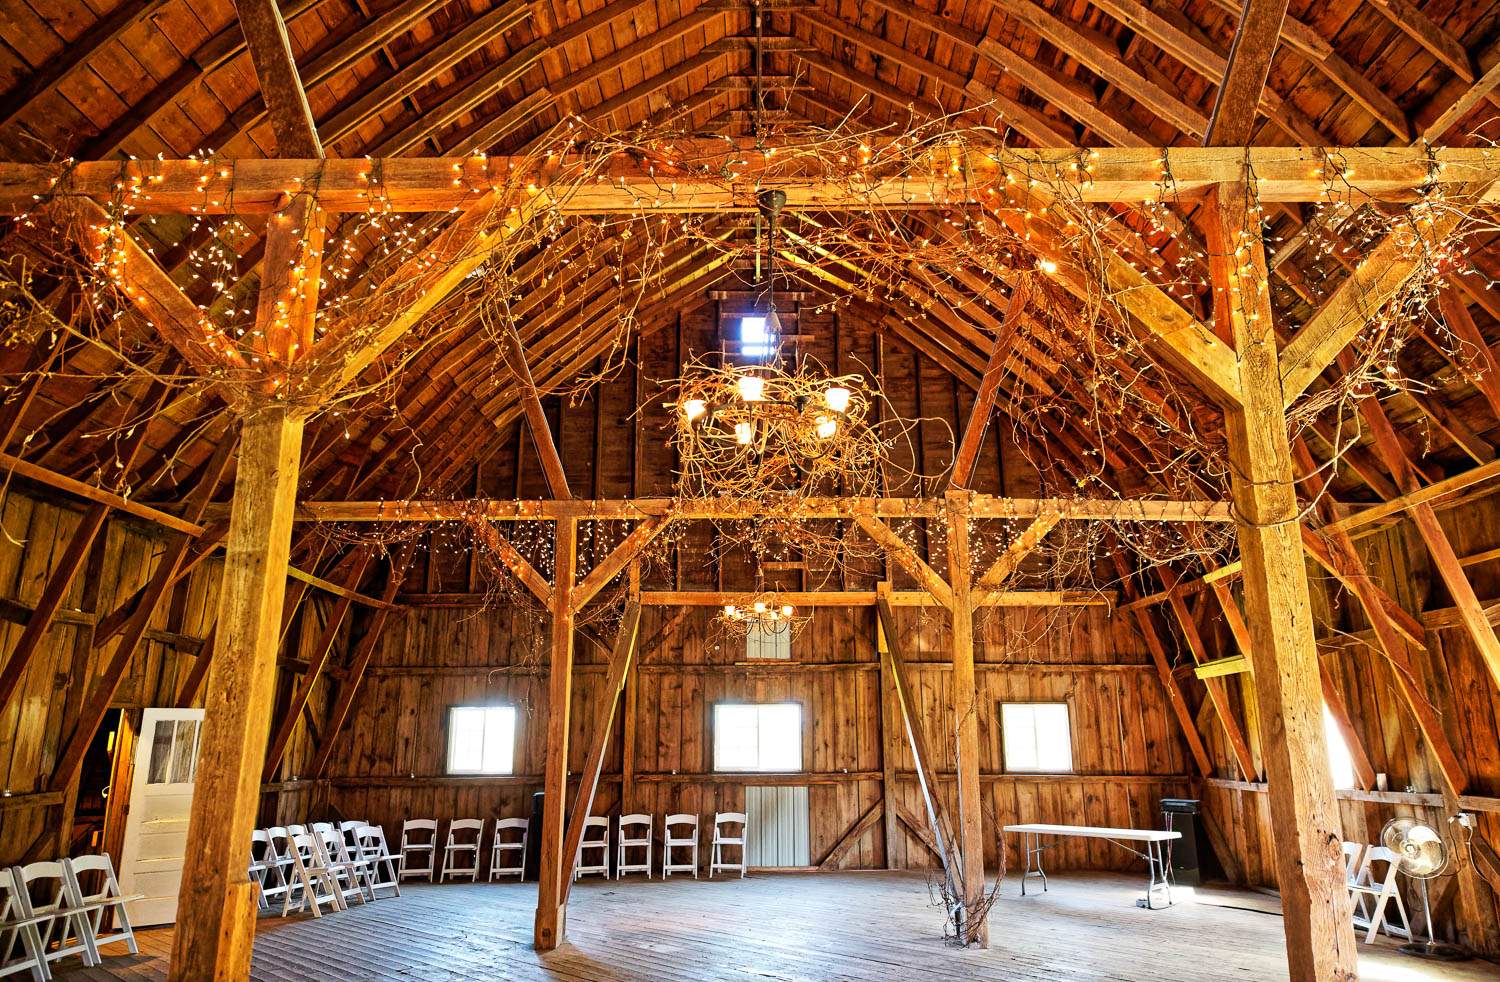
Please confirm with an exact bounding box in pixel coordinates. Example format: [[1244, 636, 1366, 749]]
[[3, 0, 1500, 510]]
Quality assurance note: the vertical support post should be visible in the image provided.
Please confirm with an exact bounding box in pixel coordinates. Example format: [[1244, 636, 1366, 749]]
[[876, 606, 902, 870], [1205, 182, 1357, 981], [535, 516, 577, 951], [169, 404, 305, 982], [944, 489, 987, 947]]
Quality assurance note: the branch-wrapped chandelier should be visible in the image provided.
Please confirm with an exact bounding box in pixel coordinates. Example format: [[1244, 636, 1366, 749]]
[[669, 354, 900, 499], [716, 593, 811, 640]]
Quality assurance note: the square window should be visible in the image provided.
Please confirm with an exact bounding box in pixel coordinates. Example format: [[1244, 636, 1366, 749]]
[[713, 703, 802, 771], [745, 622, 791, 659], [1000, 703, 1073, 773], [740, 315, 772, 359], [446, 706, 517, 775]]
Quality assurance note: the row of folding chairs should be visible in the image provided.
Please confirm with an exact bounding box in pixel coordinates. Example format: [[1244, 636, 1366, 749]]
[[248, 821, 400, 918], [1, 854, 139, 981], [1341, 841, 1412, 943], [398, 819, 528, 882], [576, 812, 747, 880]]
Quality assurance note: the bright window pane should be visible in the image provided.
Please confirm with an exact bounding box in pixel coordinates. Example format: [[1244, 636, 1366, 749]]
[[1002, 703, 1072, 773], [447, 706, 515, 775], [715, 703, 802, 771], [758, 704, 803, 770], [1323, 704, 1356, 791], [740, 316, 771, 358]]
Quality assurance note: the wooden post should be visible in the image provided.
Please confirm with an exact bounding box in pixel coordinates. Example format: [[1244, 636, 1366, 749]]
[[169, 404, 305, 982], [944, 490, 987, 947], [535, 516, 576, 952], [1205, 183, 1357, 981], [875, 606, 902, 870]]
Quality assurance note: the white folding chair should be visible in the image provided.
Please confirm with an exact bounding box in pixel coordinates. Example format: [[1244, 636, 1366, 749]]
[[16, 862, 98, 971], [60, 856, 139, 959], [574, 818, 610, 880], [283, 832, 343, 917], [316, 828, 374, 907], [1349, 845, 1412, 943], [489, 819, 528, 880], [399, 820, 439, 882], [310, 822, 335, 836], [266, 828, 299, 897], [1341, 841, 1371, 922], [354, 826, 402, 898], [248, 830, 279, 911], [440, 820, 485, 882], [711, 812, 748, 877], [616, 815, 653, 879], [663, 814, 700, 878], [338, 821, 369, 856], [0, 866, 49, 982]]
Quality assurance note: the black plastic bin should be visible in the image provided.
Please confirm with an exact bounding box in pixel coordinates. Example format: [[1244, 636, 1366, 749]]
[[1161, 798, 1202, 886], [523, 791, 544, 882]]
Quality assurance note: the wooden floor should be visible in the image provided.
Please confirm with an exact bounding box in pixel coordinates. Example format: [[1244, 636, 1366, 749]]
[[56, 872, 1500, 981]]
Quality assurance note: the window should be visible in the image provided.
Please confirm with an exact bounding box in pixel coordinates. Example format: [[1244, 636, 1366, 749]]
[[1323, 704, 1357, 791], [446, 706, 517, 775], [740, 315, 773, 359], [1000, 703, 1073, 773], [146, 719, 200, 785], [745, 622, 791, 660], [714, 703, 802, 772]]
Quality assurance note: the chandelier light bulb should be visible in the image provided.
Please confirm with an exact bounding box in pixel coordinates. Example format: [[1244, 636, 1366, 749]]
[[737, 373, 766, 402], [684, 398, 706, 421], [823, 385, 851, 413], [735, 420, 754, 444], [753, 601, 767, 613], [816, 415, 838, 439], [781, 604, 793, 616]]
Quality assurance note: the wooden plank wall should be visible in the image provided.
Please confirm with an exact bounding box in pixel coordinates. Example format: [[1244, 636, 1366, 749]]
[[1203, 492, 1500, 953], [322, 601, 1192, 875], [0, 488, 337, 864]]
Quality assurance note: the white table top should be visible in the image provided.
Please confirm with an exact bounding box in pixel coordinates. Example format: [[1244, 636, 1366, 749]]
[[1004, 823, 1181, 842]]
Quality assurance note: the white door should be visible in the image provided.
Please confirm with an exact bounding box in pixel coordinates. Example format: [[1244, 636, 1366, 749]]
[[117, 708, 205, 926]]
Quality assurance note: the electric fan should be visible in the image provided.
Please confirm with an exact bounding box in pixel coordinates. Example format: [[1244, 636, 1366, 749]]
[[1379, 818, 1470, 961]]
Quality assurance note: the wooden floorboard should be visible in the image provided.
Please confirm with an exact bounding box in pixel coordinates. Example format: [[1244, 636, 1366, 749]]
[[53, 872, 1500, 981]]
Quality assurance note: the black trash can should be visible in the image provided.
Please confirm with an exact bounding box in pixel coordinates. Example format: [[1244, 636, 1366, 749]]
[[523, 791, 545, 882], [1161, 798, 1202, 886]]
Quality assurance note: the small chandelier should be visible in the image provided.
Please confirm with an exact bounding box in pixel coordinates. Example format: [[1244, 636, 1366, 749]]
[[717, 593, 811, 639]]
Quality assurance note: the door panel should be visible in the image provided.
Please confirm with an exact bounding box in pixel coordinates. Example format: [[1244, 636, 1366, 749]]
[[118, 708, 204, 927]]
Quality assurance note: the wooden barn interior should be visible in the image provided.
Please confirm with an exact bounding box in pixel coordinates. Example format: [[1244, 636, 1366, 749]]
[[3, 0, 1500, 978]]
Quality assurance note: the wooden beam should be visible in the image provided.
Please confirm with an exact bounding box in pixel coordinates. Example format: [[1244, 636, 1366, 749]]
[[944, 491, 987, 947], [0, 451, 204, 535], [571, 517, 669, 612], [817, 800, 885, 869], [1207, 181, 1357, 980], [169, 405, 305, 982], [559, 602, 642, 900], [233, 0, 322, 157], [1204, 0, 1290, 146], [7, 148, 1498, 215], [287, 495, 1236, 523], [500, 324, 572, 499], [876, 607, 902, 870], [1279, 185, 1494, 403], [875, 586, 959, 888], [0, 503, 108, 711], [855, 516, 954, 609], [535, 516, 576, 952], [468, 517, 552, 605], [307, 544, 415, 778], [972, 513, 1061, 605], [950, 282, 1028, 489], [261, 548, 373, 780], [1164, 576, 1259, 781], [1110, 552, 1214, 779]]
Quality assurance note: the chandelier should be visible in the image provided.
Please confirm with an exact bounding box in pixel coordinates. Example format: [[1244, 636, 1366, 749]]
[[716, 593, 811, 640], [670, 355, 895, 498]]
